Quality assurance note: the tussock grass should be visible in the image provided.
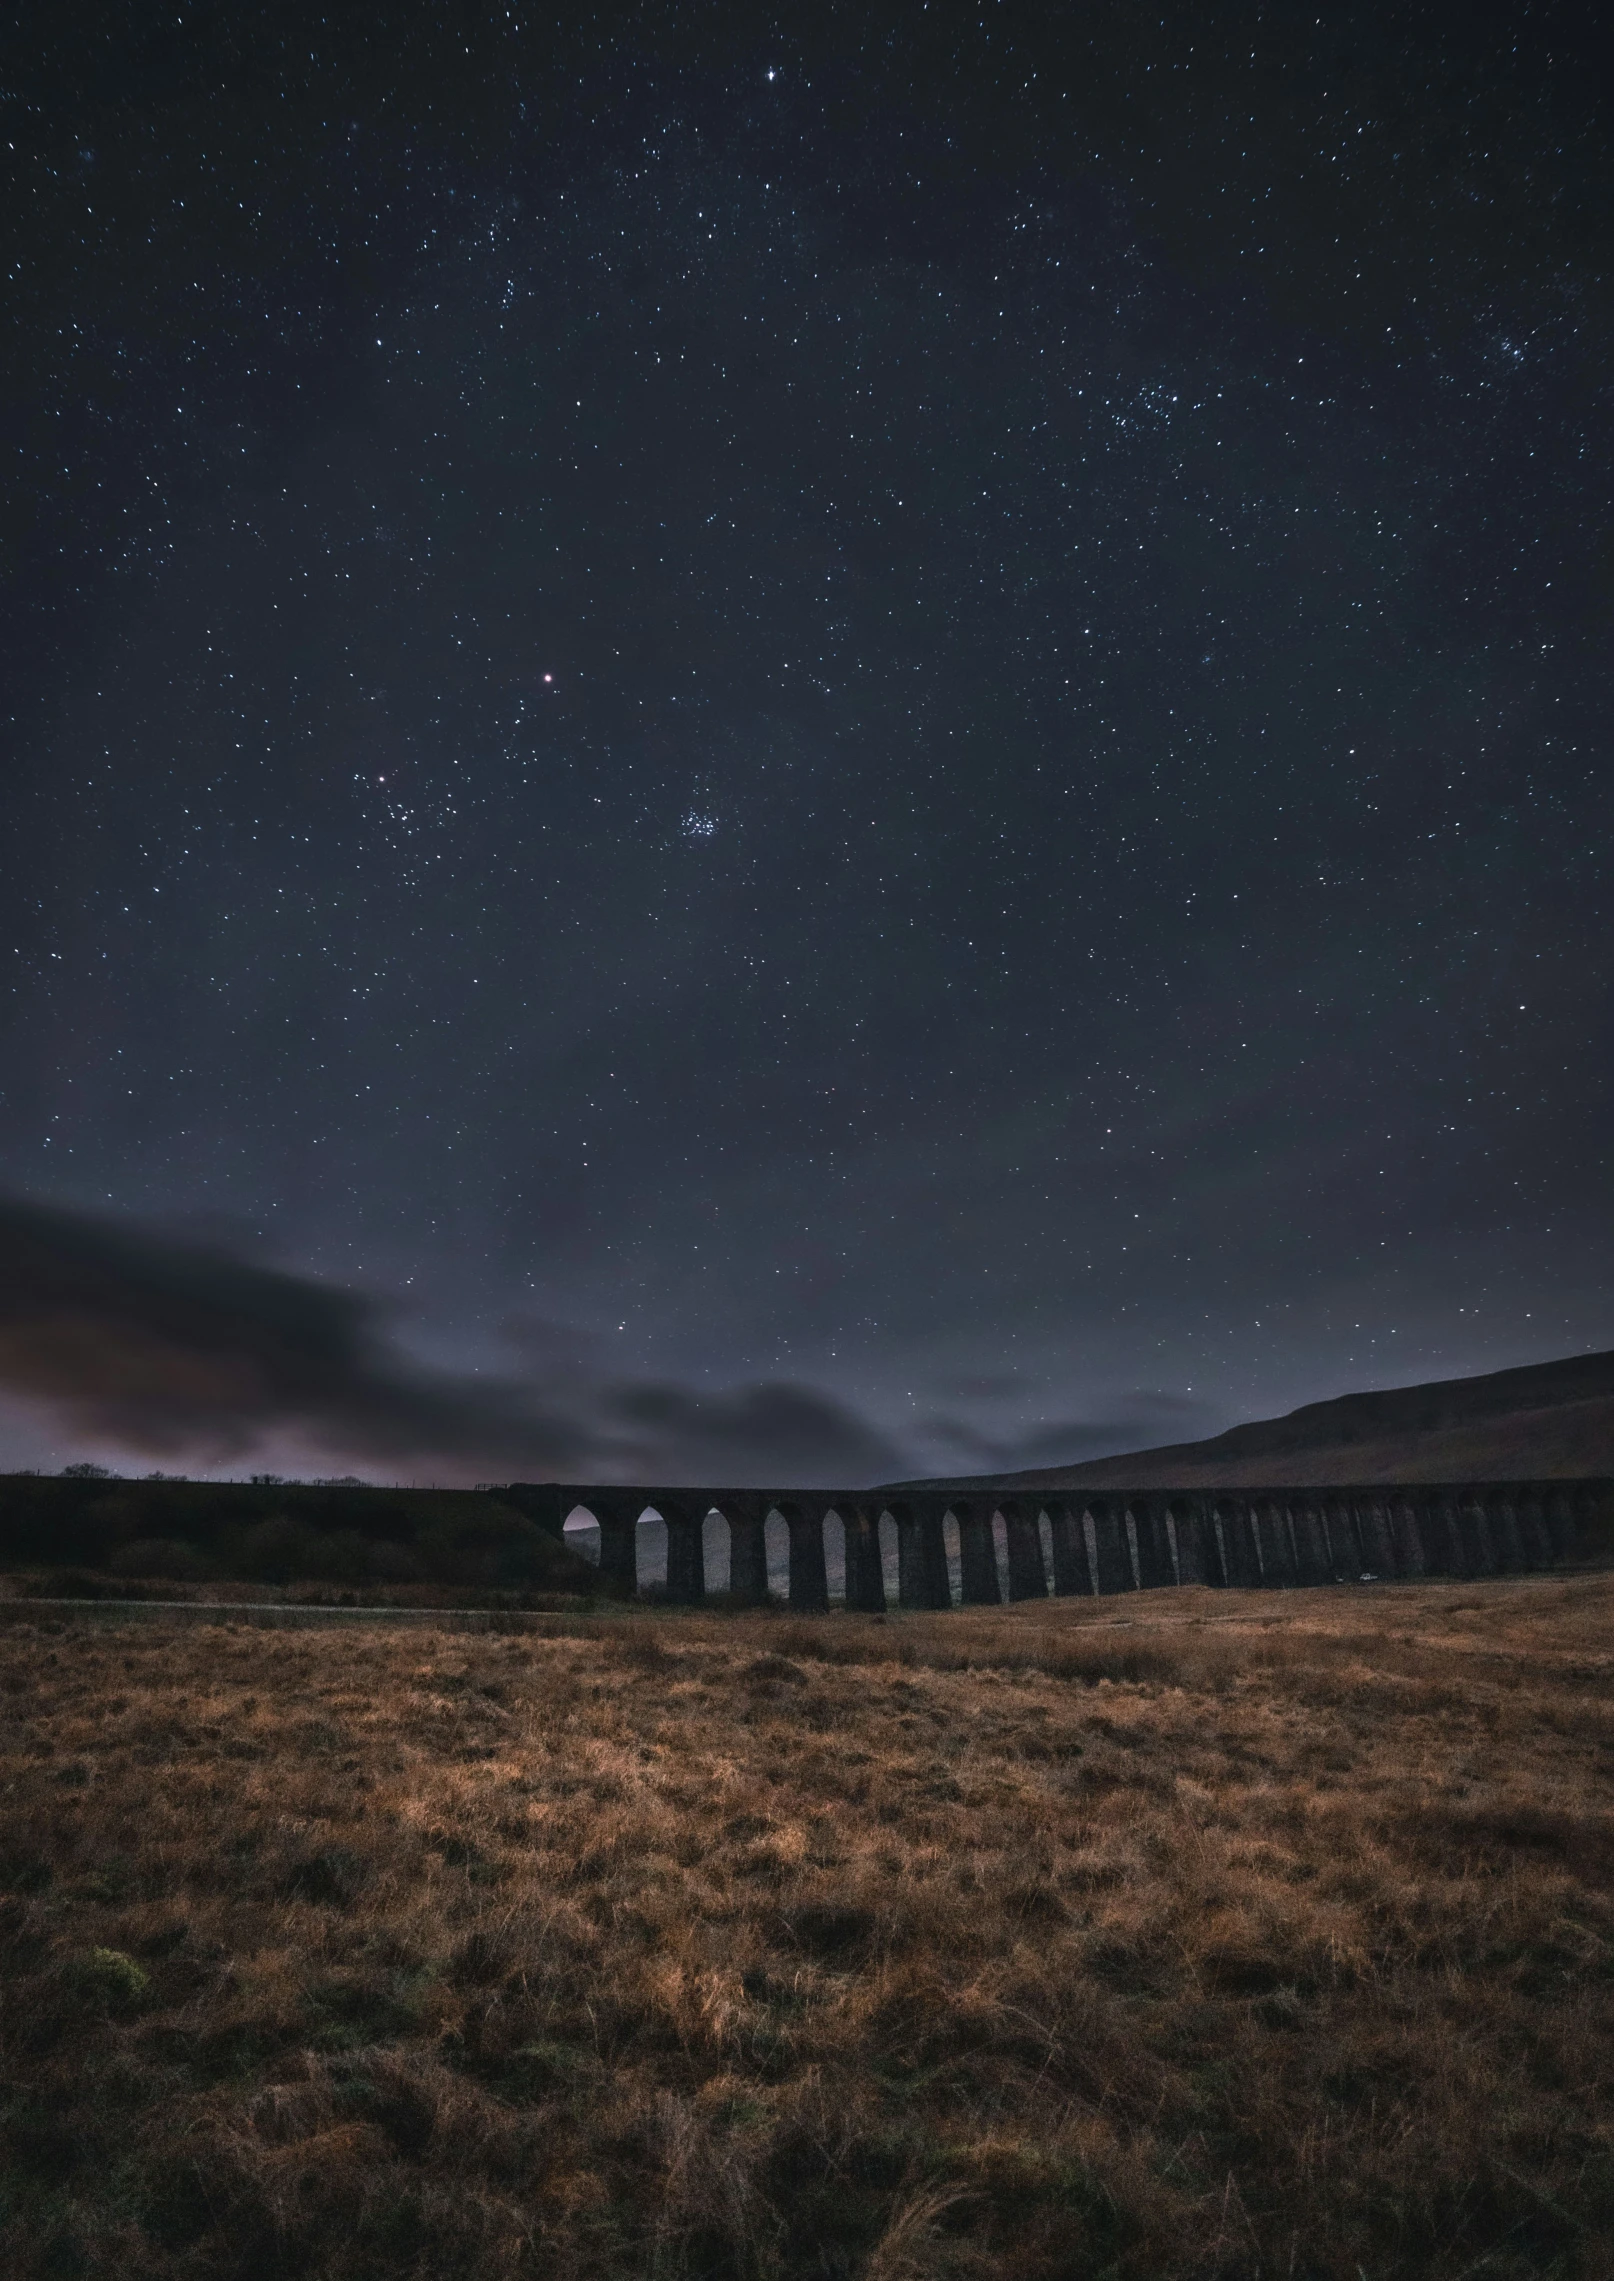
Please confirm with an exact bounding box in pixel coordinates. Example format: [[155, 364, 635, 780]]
[[2, 1577, 1613, 2277]]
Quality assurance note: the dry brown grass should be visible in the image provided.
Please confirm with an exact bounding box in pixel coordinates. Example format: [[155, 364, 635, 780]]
[[3, 1576, 1614, 2280]]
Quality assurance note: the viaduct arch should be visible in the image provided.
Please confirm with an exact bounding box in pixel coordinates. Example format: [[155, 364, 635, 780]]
[[495, 1480, 1610, 1609]]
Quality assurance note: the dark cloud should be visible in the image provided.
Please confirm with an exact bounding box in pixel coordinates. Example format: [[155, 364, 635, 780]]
[[605, 1382, 903, 1486], [915, 1394, 1220, 1476], [0, 1193, 903, 1486]]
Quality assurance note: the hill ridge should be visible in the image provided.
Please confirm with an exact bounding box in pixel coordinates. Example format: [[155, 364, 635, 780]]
[[881, 1347, 1614, 1494]]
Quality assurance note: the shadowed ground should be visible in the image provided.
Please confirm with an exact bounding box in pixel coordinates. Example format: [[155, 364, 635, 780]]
[[2, 1576, 1612, 2278]]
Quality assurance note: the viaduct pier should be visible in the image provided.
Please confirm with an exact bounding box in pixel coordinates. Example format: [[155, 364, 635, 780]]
[[498, 1479, 1610, 1610]]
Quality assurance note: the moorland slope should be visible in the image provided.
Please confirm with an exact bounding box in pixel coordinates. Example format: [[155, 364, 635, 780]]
[[889, 1346, 1614, 1493]]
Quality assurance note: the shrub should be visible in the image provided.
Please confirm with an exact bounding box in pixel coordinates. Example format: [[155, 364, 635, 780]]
[[67, 1946, 150, 2011], [20, 1568, 126, 1600], [229, 1518, 406, 1585], [106, 1538, 217, 1583], [414, 1506, 562, 1587], [231, 1515, 329, 1583]]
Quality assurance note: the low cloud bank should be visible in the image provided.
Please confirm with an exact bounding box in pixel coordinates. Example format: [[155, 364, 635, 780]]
[[917, 1393, 1219, 1476], [0, 1193, 904, 1486]]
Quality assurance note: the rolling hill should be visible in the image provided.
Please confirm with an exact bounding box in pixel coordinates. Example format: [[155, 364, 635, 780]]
[[885, 1347, 1614, 1494]]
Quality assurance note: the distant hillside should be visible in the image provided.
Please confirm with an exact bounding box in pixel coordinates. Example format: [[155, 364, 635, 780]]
[[885, 1348, 1614, 1493], [0, 1474, 599, 1594]]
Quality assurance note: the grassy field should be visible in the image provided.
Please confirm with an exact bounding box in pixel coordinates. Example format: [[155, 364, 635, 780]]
[[2, 1577, 1612, 2280]]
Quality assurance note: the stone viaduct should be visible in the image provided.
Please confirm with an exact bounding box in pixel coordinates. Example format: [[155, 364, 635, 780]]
[[498, 1479, 1609, 1610]]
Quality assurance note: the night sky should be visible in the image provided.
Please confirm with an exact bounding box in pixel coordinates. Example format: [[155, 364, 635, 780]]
[[2, 3, 1610, 1487]]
